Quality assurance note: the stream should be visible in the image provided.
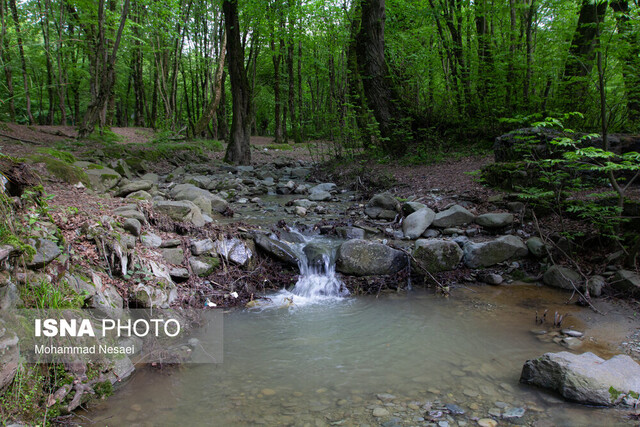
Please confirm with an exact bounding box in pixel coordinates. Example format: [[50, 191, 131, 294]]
[[83, 233, 636, 426]]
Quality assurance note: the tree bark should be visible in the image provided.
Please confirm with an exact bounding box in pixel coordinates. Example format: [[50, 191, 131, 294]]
[[610, 1, 640, 123], [0, 0, 16, 122], [356, 0, 408, 155], [192, 30, 227, 137], [270, 30, 283, 143], [222, 0, 251, 165], [77, 0, 130, 138], [8, 0, 34, 124]]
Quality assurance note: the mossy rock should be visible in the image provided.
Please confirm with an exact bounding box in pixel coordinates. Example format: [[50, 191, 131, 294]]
[[25, 155, 89, 186]]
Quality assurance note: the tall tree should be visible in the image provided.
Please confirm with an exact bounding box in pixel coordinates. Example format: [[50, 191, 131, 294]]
[[222, 0, 251, 165], [0, 0, 16, 122], [8, 0, 34, 124], [610, 0, 640, 123], [77, 0, 131, 138]]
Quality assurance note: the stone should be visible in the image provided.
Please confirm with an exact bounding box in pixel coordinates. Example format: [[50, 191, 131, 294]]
[[373, 407, 390, 417], [169, 184, 229, 214], [253, 234, 298, 266], [26, 238, 61, 268], [336, 239, 407, 276], [480, 272, 504, 285], [189, 257, 219, 277], [293, 199, 316, 209], [191, 238, 215, 256], [154, 200, 205, 227], [526, 237, 547, 258], [0, 282, 21, 310], [126, 190, 153, 201], [160, 248, 184, 265], [132, 280, 177, 308], [0, 321, 19, 390], [81, 164, 121, 192], [432, 205, 475, 228], [106, 356, 135, 385], [477, 419, 497, 427], [520, 351, 640, 406], [0, 245, 14, 262], [445, 403, 465, 415], [422, 229, 440, 238], [90, 273, 124, 318], [336, 227, 366, 240], [475, 212, 514, 229], [290, 167, 311, 179], [413, 239, 463, 272], [294, 206, 307, 217], [215, 238, 254, 267], [365, 193, 401, 220], [463, 235, 528, 268], [169, 267, 190, 280], [115, 209, 146, 224], [612, 270, 640, 296], [403, 208, 436, 239], [309, 183, 337, 194], [140, 173, 159, 183], [110, 158, 133, 179], [586, 275, 605, 297], [115, 180, 152, 197], [123, 218, 142, 237], [543, 265, 582, 291], [308, 191, 332, 202], [141, 232, 163, 248], [402, 201, 427, 216]]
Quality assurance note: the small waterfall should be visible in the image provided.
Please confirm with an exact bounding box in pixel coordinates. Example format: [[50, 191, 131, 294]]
[[291, 240, 348, 298]]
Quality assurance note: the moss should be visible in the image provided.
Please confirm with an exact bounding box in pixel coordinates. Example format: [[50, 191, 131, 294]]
[[94, 380, 113, 398], [35, 148, 76, 164], [609, 386, 622, 400], [26, 155, 89, 186], [265, 143, 293, 151], [87, 163, 104, 170]]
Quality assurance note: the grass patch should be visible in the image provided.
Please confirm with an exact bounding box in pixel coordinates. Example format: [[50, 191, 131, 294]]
[[19, 278, 87, 309], [35, 148, 76, 164], [26, 155, 89, 186]]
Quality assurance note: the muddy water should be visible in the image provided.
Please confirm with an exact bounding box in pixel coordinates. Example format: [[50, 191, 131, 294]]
[[84, 285, 638, 426]]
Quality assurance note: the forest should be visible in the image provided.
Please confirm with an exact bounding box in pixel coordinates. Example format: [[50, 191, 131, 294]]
[[0, 0, 638, 164]]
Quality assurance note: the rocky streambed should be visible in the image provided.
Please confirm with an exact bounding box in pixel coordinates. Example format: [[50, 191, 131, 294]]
[[1, 151, 640, 424]]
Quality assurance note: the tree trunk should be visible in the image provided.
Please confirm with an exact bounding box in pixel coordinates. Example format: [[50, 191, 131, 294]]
[[192, 30, 227, 137], [523, 0, 536, 106], [610, 1, 640, 123], [217, 70, 229, 141], [0, 0, 16, 122], [78, 0, 130, 138], [8, 0, 34, 124], [505, 0, 517, 108], [270, 31, 283, 143], [561, 0, 607, 109], [475, 0, 493, 100], [356, 0, 408, 155], [223, 0, 251, 165]]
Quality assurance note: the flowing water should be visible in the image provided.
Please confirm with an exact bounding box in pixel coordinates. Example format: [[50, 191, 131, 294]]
[[83, 236, 637, 426]]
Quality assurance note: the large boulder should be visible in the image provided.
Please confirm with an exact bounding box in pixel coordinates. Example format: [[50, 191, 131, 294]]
[[26, 238, 61, 269], [154, 200, 205, 227], [612, 270, 640, 297], [543, 265, 582, 291], [169, 184, 228, 214], [215, 238, 254, 267], [365, 193, 401, 220], [79, 164, 121, 192], [132, 280, 177, 308], [475, 213, 513, 229], [253, 234, 299, 266], [403, 208, 436, 239], [115, 180, 152, 197], [432, 205, 475, 228], [463, 235, 528, 268], [336, 239, 407, 276], [413, 239, 463, 272], [0, 320, 19, 390], [520, 351, 640, 406]]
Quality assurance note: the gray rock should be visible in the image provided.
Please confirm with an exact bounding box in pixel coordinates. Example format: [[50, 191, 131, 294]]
[[403, 208, 436, 239], [0, 245, 15, 262], [520, 351, 640, 406], [106, 355, 135, 385], [480, 272, 504, 285], [294, 206, 307, 216], [402, 201, 427, 216], [422, 229, 440, 238], [308, 191, 332, 202], [365, 206, 398, 220], [413, 239, 463, 272], [463, 235, 528, 268], [293, 199, 316, 209], [526, 237, 547, 258], [126, 190, 153, 201], [310, 183, 337, 194], [290, 167, 311, 179], [160, 248, 184, 265], [169, 183, 228, 214], [191, 238, 215, 256], [215, 238, 254, 267], [132, 280, 177, 308], [367, 193, 400, 213], [140, 173, 159, 183], [161, 239, 182, 248], [586, 275, 605, 297], [189, 256, 219, 276], [336, 239, 407, 276], [433, 205, 475, 228], [612, 270, 640, 296], [82, 165, 122, 192], [115, 209, 146, 224], [543, 265, 582, 291], [123, 218, 142, 236], [502, 407, 525, 419], [0, 321, 19, 390], [0, 282, 21, 310], [336, 227, 366, 240], [154, 200, 205, 227], [110, 158, 133, 179], [169, 267, 190, 280], [254, 234, 298, 265], [89, 273, 124, 318], [475, 213, 514, 229], [115, 180, 152, 197], [26, 238, 61, 268], [141, 232, 163, 248]]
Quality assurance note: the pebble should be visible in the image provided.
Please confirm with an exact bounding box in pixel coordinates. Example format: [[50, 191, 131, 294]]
[[376, 393, 396, 401], [477, 419, 498, 427], [503, 407, 526, 419], [373, 407, 389, 417], [445, 403, 465, 415], [561, 329, 584, 337], [261, 388, 276, 396], [463, 389, 479, 398], [488, 407, 501, 417]]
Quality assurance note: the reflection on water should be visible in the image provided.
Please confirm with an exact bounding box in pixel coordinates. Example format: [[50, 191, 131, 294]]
[[84, 286, 636, 426]]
